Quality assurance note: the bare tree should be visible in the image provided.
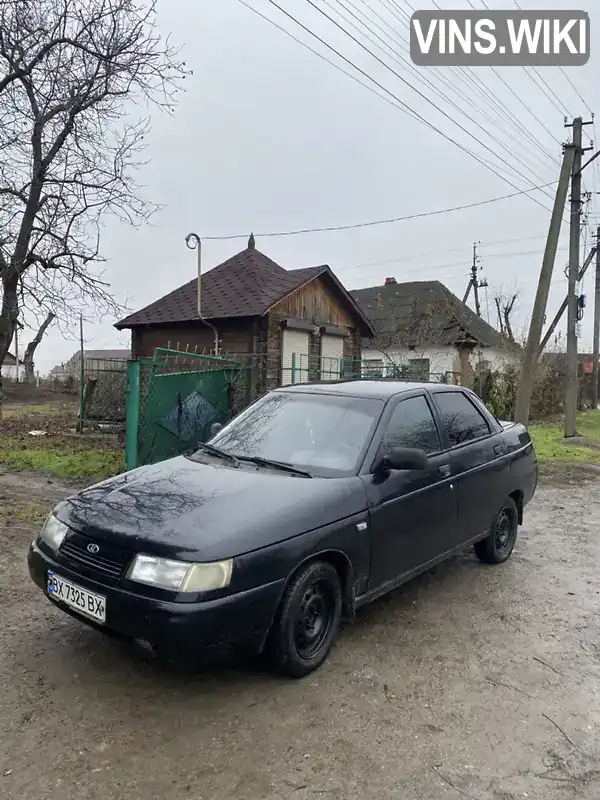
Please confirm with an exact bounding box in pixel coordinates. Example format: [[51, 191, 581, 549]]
[[0, 0, 188, 407], [494, 291, 518, 343], [365, 291, 465, 381], [23, 310, 55, 380]]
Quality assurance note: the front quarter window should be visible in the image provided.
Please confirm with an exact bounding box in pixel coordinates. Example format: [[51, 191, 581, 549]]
[[205, 391, 383, 476]]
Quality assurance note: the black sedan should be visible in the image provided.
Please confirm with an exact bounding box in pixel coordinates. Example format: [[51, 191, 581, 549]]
[[28, 380, 537, 677]]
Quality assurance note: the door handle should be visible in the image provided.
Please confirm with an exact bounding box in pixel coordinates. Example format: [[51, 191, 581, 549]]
[[438, 464, 451, 477]]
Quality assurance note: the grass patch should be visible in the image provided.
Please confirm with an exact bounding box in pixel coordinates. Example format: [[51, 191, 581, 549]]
[[0, 499, 48, 526], [576, 409, 600, 440], [529, 409, 600, 465], [2, 402, 77, 419], [0, 435, 123, 480]]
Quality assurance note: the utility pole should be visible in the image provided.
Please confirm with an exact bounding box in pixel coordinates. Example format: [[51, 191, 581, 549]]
[[462, 242, 487, 316], [514, 142, 575, 424], [593, 225, 600, 408], [471, 243, 481, 317], [538, 244, 597, 354], [565, 117, 594, 437]]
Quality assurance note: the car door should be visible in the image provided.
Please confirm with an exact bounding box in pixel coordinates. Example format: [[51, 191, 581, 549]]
[[363, 392, 459, 593], [430, 389, 507, 547]]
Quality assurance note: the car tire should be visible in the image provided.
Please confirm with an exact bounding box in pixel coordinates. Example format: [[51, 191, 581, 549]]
[[268, 561, 342, 678], [474, 497, 519, 564]]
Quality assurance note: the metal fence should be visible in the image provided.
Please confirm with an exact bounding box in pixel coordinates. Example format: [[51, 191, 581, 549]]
[[75, 358, 129, 431], [122, 348, 465, 470], [287, 353, 459, 384], [125, 349, 258, 469]]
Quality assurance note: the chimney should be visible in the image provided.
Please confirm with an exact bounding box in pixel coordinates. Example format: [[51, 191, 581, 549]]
[[384, 277, 397, 285]]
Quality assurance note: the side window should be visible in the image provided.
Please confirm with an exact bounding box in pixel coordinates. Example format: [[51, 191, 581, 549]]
[[384, 396, 441, 455], [434, 391, 491, 447]]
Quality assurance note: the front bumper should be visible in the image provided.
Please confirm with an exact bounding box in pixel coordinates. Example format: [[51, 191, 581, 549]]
[[28, 539, 284, 660]]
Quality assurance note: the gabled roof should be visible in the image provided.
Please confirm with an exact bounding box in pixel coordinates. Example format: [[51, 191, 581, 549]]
[[115, 245, 373, 335], [83, 349, 131, 360], [65, 349, 130, 365], [2, 352, 22, 366], [351, 280, 519, 351]]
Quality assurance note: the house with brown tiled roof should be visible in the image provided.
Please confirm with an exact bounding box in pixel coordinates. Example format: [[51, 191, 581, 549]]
[[115, 236, 373, 390]]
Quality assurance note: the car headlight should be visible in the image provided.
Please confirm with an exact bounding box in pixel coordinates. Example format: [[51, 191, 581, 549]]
[[126, 554, 233, 593], [39, 515, 69, 552]]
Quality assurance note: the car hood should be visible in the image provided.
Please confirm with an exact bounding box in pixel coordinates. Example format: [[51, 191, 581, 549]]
[[54, 456, 366, 561]]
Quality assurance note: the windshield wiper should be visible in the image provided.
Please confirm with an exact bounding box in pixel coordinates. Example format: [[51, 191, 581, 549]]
[[194, 442, 240, 467], [235, 455, 312, 478]]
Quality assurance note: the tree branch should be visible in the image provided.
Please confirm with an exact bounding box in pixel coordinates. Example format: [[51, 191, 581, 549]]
[[0, 0, 189, 389]]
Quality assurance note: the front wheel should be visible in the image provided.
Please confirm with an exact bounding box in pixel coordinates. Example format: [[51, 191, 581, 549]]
[[268, 561, 342, 678], [474, 498, 519, 564]]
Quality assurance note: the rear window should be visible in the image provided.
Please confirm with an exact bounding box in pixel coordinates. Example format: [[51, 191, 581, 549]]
[[434, 391, 491, 447], [384, 396, 441, 454]]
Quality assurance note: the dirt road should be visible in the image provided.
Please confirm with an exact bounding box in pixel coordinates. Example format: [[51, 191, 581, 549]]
[[1, 467, 600, 800]]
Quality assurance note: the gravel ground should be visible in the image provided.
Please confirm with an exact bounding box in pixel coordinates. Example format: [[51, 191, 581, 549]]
[[1, 467, 600, 800]]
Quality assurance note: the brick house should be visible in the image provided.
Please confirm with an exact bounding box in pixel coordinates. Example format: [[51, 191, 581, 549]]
[[115, 237, 373, 393]]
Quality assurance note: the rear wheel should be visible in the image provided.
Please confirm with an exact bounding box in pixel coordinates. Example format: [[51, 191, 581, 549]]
[[474, 498, 519, 564], [268, 561, 342, 678]]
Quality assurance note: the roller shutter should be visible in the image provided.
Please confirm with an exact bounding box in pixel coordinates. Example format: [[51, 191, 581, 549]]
[[281, 328, 310, 384], [320, 334, 344, 380]]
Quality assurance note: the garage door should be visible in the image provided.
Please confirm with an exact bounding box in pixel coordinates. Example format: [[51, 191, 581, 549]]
[[320, 334, 344, 380], [281, 328, 310, 384]]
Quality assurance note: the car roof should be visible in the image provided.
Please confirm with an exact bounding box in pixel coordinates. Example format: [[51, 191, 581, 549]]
[[275, 379, 465, 400]]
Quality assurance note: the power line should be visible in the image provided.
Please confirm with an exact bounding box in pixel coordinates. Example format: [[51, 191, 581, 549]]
[[333, 233, 556, 272], [241, 0, 559, 211], [511, 0, 580, 117], [339, 245, 569, 280], [559, 67, 593, 116], [345, 0, 556, 176], [292, 0, 556, 210], [420, 0, 559, 162], [525, 66, 571, 117], [236, 0, 414, 117], [203, 180, 558, 241], [330, 0, 556, 191], [324, 0, 558, 194], [242, 0, 548, 203]]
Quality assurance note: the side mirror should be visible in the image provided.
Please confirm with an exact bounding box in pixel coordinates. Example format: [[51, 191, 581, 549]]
[[209, 421, 223, 438], [376, 446, 428, 473]]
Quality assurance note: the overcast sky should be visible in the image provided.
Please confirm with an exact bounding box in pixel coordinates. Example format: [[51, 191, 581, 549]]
[[19, 0, 600, 373]]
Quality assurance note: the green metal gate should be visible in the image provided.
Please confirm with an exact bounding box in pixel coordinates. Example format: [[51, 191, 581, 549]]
[[125, 349, 246, 469]]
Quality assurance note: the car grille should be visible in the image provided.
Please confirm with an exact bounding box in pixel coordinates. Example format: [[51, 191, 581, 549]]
[[59, 532, 133, 582]]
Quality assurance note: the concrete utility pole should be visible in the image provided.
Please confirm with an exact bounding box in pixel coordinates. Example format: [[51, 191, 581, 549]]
[[593, 226, 600, 408], [514, 143, 575, 425], [462, 242, 487, 316], [538, 244, 597, 354], [472, 243, 481, 316], [564, 117, 594, 437]]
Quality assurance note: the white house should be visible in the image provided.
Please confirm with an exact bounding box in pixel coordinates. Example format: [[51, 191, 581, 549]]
[[1, 352, 25, 381], [351, 279, 521, 385]]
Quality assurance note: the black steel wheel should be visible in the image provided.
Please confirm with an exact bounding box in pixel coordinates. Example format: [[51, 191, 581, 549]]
[[474, 497, 519, 564], [268, 561, 342, 678]]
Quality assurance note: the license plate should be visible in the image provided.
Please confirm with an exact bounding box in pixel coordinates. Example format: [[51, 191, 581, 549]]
[[47, 570, 106, 623]]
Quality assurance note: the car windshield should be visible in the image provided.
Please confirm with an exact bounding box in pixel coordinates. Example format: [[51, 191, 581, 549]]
[[200, 391, 384, 476]]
